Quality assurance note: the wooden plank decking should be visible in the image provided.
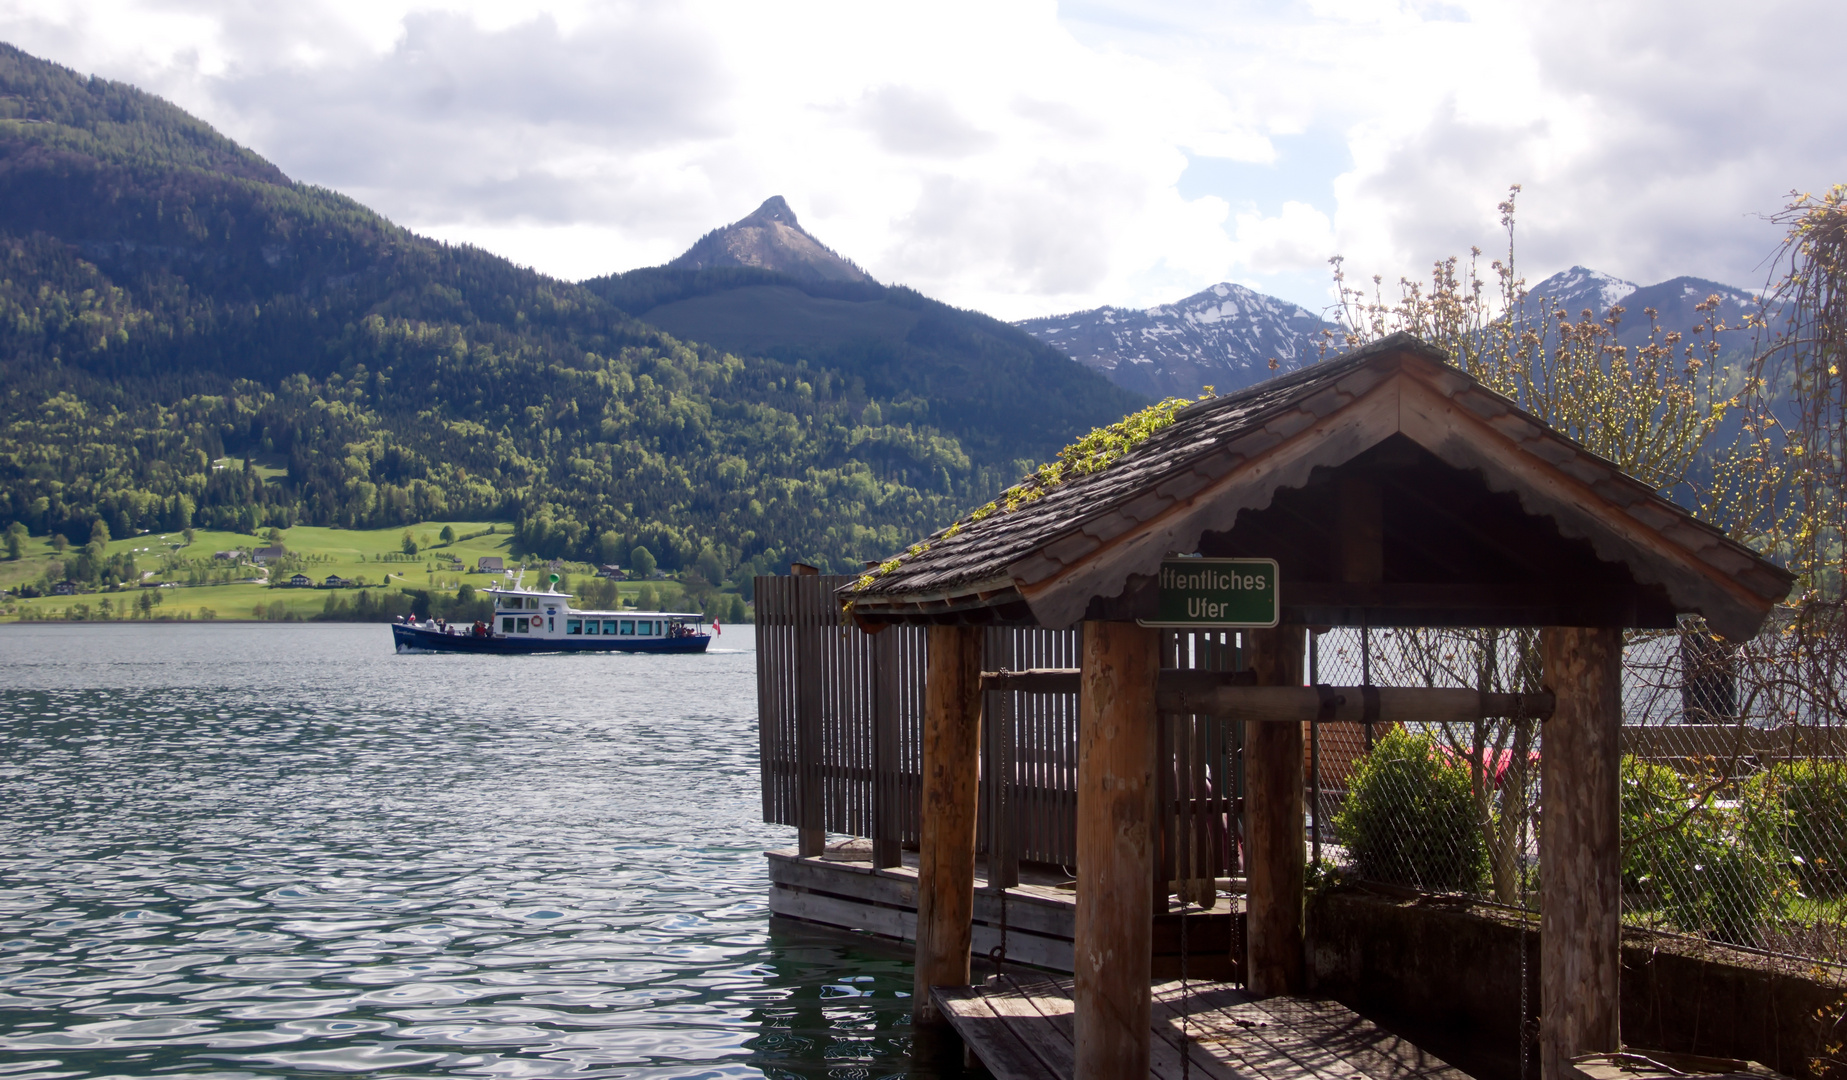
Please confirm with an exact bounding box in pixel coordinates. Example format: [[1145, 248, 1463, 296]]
[[934, 971, 1472, 1080]]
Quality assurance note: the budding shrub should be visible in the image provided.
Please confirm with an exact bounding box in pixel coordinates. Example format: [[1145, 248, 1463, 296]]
[[1333, 726, 1486, 894]]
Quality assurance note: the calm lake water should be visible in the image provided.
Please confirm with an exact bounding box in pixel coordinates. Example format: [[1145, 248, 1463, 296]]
[[0, 623, 930, 1079]]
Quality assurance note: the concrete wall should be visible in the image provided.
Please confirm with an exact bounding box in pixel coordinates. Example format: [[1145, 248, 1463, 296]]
[[1308, 889, 1847, 1080]]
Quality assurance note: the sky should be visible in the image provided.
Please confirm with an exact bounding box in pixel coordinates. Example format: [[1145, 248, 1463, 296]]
[[1, 0, 1841, 321]]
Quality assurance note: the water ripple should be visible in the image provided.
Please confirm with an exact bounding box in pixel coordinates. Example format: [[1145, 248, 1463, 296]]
[[0, 624, 933, 1078]]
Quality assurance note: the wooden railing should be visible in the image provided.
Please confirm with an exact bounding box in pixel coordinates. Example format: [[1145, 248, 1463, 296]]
[[756, 572, 1247, 900]]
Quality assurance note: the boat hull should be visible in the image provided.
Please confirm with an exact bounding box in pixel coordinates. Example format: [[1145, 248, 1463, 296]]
[[392, 623, 712, 655]]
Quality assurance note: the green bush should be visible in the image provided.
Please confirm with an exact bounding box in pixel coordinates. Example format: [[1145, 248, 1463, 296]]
[[1622, 755, 1790, 945], [1333, 726, 1486, 894], [1768, 759, 1847, 896], [1621, 757, 1688, 890]]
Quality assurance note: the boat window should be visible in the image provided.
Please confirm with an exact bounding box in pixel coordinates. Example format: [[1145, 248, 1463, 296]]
[[602, 620, 617, 634], [516, 617, 530, 633], [638, 620, 654, 636], [619, 619, 634, 635], [501, 616, 516, 634], [566, 619, 582, 635], [584, 620, 598, 636]]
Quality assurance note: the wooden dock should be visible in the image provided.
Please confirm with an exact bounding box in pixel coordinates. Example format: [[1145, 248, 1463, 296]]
[[767, 844, 1241, 980], [933, 971, 1471, 1080]]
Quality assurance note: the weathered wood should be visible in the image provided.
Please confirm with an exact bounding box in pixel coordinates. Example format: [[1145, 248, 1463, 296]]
[[985, 631, 1022, 891], [769, 882, 914, 939], [936, 972, 1474, 1080], [914, 623, 985, 1027], [983, 669, 1553, 721], [1166, 685, 1553, 724], [986, 667, 1253, 695], [1245, 624, 1306, 997], [1339, 476, 1384, 585], [1620, 724, 1847, 765], [1073, 620, 1161, 1080], [795, 568, 825, 858], [872, 628, 903, 868], [766, 850, 1233, 978], [933, 982, 1066, 1080], [1541, 626, 1624, 1080]]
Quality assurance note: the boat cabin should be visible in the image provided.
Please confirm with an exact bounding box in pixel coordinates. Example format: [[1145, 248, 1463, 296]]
[[484, 585, 703, 641]]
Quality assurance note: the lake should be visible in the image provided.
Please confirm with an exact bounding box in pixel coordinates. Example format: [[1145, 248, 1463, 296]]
[[0, 623, 931, 1079]]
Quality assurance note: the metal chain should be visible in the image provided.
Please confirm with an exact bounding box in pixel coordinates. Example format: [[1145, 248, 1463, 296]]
[[988, 888, 1008, 975], [1518, 696, 1533, 1080], [1180, 891, 1191, 1080]]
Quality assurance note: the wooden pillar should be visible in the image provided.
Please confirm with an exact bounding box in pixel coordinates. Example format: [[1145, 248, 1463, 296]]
[[1540, 626, 1624, 1079], [871, 628, 903, 869], [1244, 624, 1306, 996], [792, 563, 825, 858], [1074, 620, 1161, 1079], [912, 623, 984, 1027]]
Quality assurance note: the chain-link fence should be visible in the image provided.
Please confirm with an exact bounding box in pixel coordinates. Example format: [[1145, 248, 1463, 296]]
[[1307, 617, 1847, 969]]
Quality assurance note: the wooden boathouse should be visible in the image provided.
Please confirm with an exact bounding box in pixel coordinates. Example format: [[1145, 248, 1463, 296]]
[[757, 333, 1792, 1080]]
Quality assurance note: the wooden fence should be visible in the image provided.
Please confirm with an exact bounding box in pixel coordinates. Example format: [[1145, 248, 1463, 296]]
[[757, 572, 1248, 898]]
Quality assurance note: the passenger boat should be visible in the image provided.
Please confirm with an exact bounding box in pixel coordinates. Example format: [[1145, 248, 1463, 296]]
[[391, 581, 712, 654]]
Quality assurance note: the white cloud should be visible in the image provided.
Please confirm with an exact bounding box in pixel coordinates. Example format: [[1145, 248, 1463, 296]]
[[0, 0, 1840, 320]]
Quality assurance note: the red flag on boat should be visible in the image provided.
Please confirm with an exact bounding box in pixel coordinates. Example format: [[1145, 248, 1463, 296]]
[[712, 619, 721, 636]]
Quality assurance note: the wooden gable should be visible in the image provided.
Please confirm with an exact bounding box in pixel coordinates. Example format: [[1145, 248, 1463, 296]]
[[846, 334, 1792, 640]]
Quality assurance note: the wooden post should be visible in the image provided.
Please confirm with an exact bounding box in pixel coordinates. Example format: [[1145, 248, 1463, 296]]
[[1074, 619, 1161, 1080], [792, 564, 825, 858], [984, 628, 1020, 890], [912, 623, 984, 1027], [1244, 624, 1306, 996], [1540, 626, 1624, 1080], [871, 628, 902, 869]]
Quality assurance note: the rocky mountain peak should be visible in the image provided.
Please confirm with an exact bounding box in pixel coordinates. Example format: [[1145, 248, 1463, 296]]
[[667, 196, 873, 284], [739, 195, 799, 228], [1015, 281, 1336, 399], [1530, 266, 1639, 316]]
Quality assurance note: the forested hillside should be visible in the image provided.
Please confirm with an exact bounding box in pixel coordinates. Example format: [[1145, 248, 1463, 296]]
[[0, 43, 1135, 579], [585, 264, 1143, 464]]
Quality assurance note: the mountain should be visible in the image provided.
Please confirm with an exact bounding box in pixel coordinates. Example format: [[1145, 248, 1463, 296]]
[[1524, 266, 1758, 351], [1023, 266, 1762, 403], [584, 265, 1146, 465], [0, 42, 1133, 582], [667, 196, 873, 284], [1014, 282, 1338, 399], [584, 246, 1144, 468]]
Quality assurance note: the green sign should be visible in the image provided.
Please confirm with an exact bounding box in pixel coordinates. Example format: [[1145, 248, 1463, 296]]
[[1140, 557, 1279, 628]]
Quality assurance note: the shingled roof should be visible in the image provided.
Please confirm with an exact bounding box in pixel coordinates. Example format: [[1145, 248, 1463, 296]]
[[842, 333, 1793, 640]]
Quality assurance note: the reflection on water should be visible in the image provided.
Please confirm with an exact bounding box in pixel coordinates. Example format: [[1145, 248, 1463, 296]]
[[0, 623, 935, 1079]]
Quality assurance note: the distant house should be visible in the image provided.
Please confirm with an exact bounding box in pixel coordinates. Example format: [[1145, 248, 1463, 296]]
[[324, 575, 350, 588], [288, 573, 313, 588], [213, 549, 241, 562], [51, 580, 78, 596], [252, 545, 287, 564], [476, 556, 504, 572], [597, 564, 623, 578]]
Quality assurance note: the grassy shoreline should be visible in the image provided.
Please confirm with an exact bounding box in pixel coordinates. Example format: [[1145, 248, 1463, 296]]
[[0, 521, 752, 624]]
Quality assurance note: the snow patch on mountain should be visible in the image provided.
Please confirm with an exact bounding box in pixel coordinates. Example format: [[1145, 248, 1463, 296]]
[[1015, 282, 1337, 400], [1534, 266, 1638, 315]]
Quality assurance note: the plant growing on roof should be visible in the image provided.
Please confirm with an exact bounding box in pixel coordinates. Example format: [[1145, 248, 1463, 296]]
[[851, 387, 1216, 593]]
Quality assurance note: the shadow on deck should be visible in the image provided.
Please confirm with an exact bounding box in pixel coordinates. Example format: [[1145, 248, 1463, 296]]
[[934, 970, 1470, 1080]]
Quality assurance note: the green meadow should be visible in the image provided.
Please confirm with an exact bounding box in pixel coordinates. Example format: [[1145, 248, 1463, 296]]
[[0, 522, 740, 623]]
